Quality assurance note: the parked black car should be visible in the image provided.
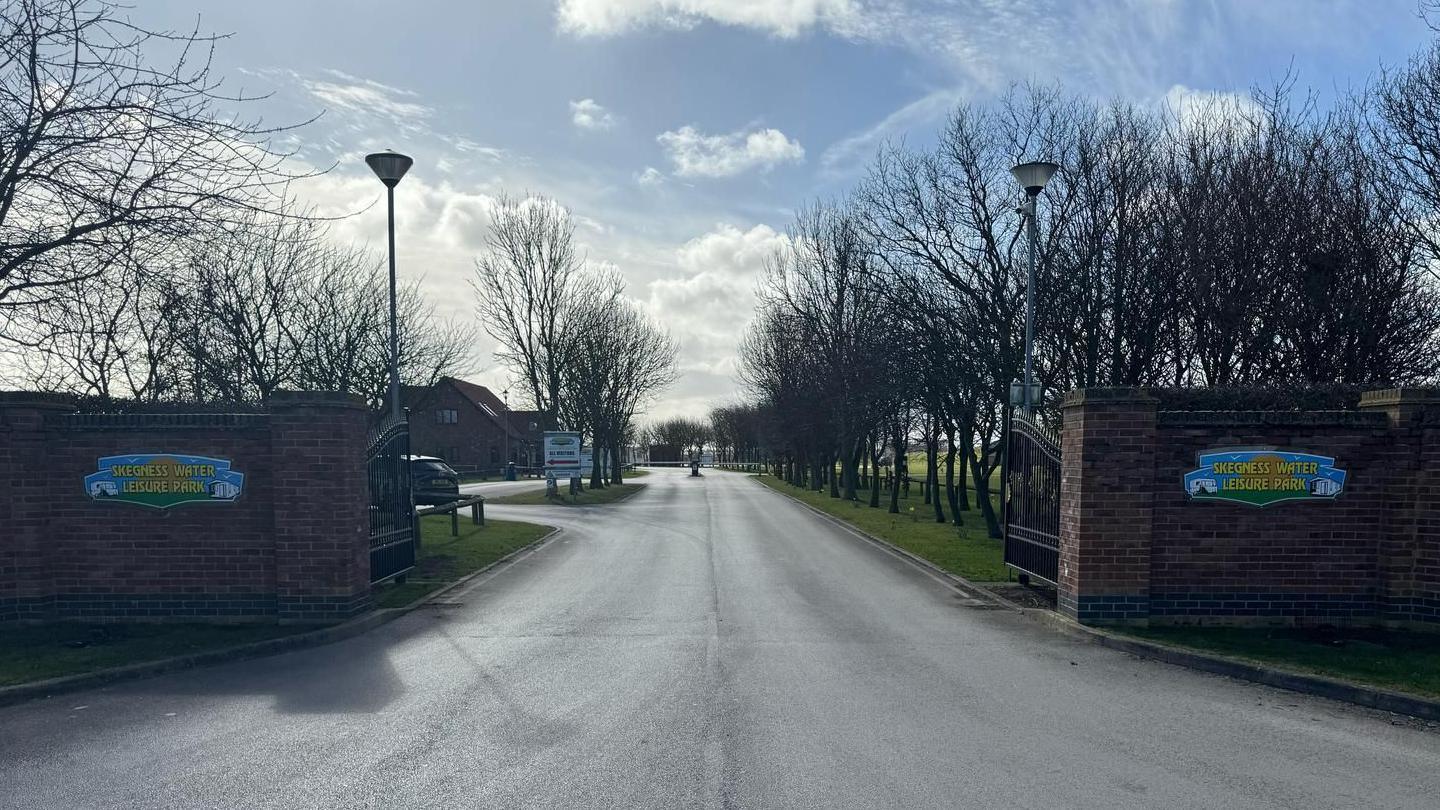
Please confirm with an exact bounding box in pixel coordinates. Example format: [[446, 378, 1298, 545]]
[[408, 455, 461, 505]]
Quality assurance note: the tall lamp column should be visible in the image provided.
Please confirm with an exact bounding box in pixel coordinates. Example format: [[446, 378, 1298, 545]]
[[1010, 160, 1060, 413], [365, 150, 415, 422]]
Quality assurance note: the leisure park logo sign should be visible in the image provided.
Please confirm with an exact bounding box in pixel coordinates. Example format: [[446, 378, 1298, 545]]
[[84, 454, 245, 509], [1183, 449, 1346, 507]]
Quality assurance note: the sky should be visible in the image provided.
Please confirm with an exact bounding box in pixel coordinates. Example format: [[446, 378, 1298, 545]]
[[132, 0, 1434, 421]]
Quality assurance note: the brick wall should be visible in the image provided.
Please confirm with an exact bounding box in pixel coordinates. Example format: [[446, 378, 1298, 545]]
[[1058, 387, 1440, 627], [1149, 411, 1393, 622], [0, 391, 372, 624]]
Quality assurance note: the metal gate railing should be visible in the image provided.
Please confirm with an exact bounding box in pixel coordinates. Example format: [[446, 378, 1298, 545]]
[[1002, 408, 1061, 584], [367, 413, 416, 583]]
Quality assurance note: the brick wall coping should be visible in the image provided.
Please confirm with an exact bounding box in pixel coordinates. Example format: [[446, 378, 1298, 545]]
[[270, 390, 369, 410], [45, 412, 269, 431], [1157, 410, 1389, 428], [1061, 387, 1159, 408], [1358, 387, 1440, 408], [0, 391, 77, 409]]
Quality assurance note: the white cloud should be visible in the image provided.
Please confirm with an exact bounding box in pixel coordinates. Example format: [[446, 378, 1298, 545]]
[[657, 125, 804, 178], [819, 88, 962, 177], [304, 73, 432, 123], [1161, 84, 1265, 132], [635, 166, 666, 186], [443, 134, 510, 162], [641, 223, 789, 383], [557, 0, 861, 37], [570, 98, 617, 131]]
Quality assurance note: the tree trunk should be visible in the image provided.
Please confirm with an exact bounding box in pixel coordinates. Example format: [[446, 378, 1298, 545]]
[[842, 441, 860, 501], [610, 442, 624, 484], [968, 447, 1002, 539], [944, 423, 961, 526], [589, 441, 605, 489], [957, 423, 971, 511], [869, 450, 881, 508], [928, 430, 945, 524], [889, 430, 903, 514]]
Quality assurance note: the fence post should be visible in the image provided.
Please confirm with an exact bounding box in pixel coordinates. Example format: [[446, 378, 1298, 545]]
[[472, 499, 485, 526], [450, 506, 459, 537]]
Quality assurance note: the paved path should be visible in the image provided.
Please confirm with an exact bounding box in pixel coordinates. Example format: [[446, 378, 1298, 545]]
[[2, 468, 1438, 808]]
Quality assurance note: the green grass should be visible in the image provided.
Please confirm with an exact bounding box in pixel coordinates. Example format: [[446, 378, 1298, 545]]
[[372, 515, 554, 608], [0, 623, 310, 688], [486, 482, 646, 506], [1121, 625, 1440, 699], [754, 475, 1008, 582]]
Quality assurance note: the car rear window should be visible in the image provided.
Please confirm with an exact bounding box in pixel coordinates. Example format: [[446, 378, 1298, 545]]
[[413, 461, 454, 475]]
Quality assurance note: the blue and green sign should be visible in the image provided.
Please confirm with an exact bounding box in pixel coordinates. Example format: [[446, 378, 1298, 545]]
[[1184, 449, 1346, 507], [84, 454, 244, 509]]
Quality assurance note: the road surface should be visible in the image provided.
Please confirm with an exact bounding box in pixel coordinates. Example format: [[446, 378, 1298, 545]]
[[2, 468, 1438, 808]]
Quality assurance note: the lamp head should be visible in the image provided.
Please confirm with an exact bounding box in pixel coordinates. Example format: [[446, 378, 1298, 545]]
[[1010, 160, 1060, 196], [366, 151, 414, 187]]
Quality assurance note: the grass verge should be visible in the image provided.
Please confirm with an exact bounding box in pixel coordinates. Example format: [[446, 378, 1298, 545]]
[[486, 482, 645, 506], [1119, 625, 1440, 699], [753, 475, 1008, 582], [372, 515, 553, 608], [0, 623, 309, 688]]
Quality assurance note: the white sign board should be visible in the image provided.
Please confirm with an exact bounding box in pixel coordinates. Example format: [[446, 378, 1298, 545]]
[[544, 431, 583, 479], [579, 449, 592, 471], [700, 453, 714, 466]]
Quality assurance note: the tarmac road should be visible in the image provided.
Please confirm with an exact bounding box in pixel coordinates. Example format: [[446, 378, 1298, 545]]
[[2, 468, 1438, 809]]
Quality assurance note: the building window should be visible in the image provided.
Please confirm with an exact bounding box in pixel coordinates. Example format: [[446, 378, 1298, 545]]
[[435, 409, 458, 424]]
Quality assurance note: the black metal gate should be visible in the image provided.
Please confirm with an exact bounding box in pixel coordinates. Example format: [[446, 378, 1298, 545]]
[[1002, 408, 1061, 584], [367, 414, 416, 583]]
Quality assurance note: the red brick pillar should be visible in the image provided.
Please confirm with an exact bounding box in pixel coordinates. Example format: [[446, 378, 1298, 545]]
[[0, 392, 76, 621], [1360, 388, 1440, 624], [269, 391, 372, 622], [1058, 388, 1158, 625]]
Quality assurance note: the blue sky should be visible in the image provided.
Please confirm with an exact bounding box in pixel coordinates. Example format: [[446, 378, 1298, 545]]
[[135, 0, 1434, 419]]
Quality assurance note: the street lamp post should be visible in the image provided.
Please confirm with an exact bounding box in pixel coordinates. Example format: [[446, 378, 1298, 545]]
[[365, 150, 414, 423], [1010, 160, 1060, 414], [501, 388, 510, 467]]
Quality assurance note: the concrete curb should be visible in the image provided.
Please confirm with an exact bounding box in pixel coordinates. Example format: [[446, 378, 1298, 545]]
[[753, 478, 1440, 723], [0, 524, 564, 708]]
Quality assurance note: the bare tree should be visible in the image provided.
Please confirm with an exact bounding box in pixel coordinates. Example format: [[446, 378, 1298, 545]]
[[0, 0, 316, 340], [1378, 37, 1440, 278], [17, 233, 183, 400], [759, 200, 893, 502], [293, 250, 476, 410], [473, 193, 616, 428], [589, 299, 679, 485]]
